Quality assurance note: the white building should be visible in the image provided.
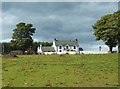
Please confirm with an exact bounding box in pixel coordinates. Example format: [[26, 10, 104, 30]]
[[37, 39, 80, 55]]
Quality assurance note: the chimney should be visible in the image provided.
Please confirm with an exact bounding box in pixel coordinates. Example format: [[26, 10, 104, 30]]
[[54, 38, 58, 41], [75, 39, 78, 41]]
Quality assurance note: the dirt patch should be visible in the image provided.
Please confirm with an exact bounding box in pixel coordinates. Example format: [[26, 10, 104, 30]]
[[2, 54, 18, 59]]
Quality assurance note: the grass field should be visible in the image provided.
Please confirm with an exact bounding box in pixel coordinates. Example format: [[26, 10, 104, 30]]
[[2, 54, 119, 87]]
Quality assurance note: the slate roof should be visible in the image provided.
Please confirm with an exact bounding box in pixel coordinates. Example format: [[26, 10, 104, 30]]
[[55, 40, 79, 46], [41, 47, 55, 52]]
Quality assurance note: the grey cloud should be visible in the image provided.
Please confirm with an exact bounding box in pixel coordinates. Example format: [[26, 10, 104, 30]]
[[2, 2, 118, 50], [2, 0, 118, 2]]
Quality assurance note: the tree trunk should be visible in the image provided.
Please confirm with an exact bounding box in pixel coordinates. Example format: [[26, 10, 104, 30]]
[[118, 38, 120, 53], [109, 46, 113, 53], [118, 45, 120, 53]]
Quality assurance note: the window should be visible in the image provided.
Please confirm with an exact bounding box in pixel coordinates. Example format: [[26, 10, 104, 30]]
[[59, 46, 62, 49], [74, 46, 76, 49], [66, 46, 69, 49]]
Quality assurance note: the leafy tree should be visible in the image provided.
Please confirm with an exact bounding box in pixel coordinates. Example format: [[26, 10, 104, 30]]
[[11, 22, 36, 52], [92, 11, 120, 53], [3, 42, 12, 54], [42, 42, 53, 47], [0, 42, 12, 54], [0, 42, 2, 54], [0, 41, 52, 54], [32, 41, 53, 52], [114, 10, 120, 53], [79, 47, 83, 51]]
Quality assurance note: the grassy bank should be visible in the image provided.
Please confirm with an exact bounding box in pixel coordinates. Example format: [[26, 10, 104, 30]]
[[2, 54, 119, 87]]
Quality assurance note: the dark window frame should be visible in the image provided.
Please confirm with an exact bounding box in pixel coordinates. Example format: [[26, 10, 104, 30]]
[[59, 46, 62, 49], [66, 45, 69, 49], [74, 46, 76, 49]]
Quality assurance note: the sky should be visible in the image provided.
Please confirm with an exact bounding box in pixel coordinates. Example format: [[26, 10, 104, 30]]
[[1, 1, 119, 51]]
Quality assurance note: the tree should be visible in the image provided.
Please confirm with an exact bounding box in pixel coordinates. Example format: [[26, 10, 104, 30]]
[[32, 42, 53, 52], [11, 22, 36, 52], [1, 42, 12, 54], [114, 10, 120, 53], [92, 11, 120, 53], [79, 47, 83, 51]]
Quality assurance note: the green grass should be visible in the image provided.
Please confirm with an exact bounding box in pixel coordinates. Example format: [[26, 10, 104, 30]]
[[2, 54, 119, 87]]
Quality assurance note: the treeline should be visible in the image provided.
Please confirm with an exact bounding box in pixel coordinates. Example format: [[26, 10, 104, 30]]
[[0, 42, 52, 54]]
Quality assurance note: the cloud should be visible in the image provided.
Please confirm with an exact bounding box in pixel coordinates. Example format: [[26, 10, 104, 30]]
[[0, 38, 12, 42], [1, 2, 118, 51], [0, 3, 2, 41], [2, 11, 18, 40], [2, 0, 118, 2], [3, 12, 18, 25]]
